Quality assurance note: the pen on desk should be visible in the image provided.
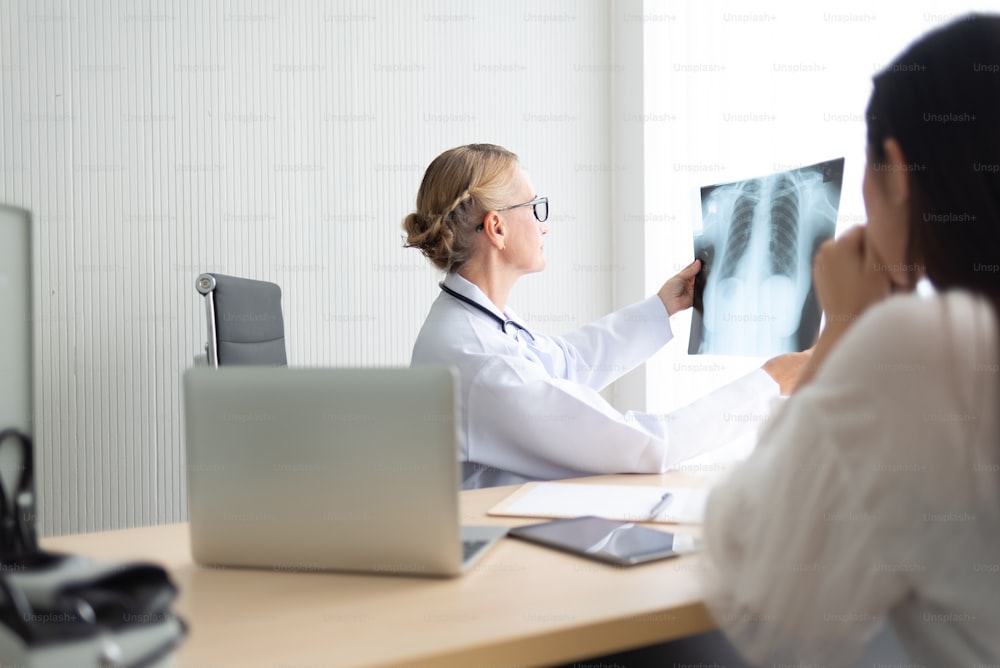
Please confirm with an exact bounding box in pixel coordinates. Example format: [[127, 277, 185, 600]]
[[646, 492, 673, 521]]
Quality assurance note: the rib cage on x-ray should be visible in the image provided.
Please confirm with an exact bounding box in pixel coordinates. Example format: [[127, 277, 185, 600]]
[[719, 180, 758, 281], [689, 158, 844, 357], [769, 175, 799, 279]]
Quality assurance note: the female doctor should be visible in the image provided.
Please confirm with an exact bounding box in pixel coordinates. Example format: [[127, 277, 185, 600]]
[[403, 144, 804, 488]]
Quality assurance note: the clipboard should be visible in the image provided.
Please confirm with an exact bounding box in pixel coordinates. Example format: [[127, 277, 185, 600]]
[[488, 482, 710, 524]]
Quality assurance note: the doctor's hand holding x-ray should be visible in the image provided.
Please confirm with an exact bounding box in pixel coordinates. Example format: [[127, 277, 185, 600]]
[[403, 144, 809, 489]]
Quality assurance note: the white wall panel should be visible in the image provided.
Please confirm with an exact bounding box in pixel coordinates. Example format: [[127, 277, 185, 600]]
[[0, 0, 614, 535]]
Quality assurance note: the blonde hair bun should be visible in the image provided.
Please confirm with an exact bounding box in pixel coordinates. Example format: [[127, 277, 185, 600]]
[[402, 144, 518, 272]]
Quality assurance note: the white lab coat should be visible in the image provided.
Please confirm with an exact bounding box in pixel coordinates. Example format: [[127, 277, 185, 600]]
[[411, 272, 778, 488]]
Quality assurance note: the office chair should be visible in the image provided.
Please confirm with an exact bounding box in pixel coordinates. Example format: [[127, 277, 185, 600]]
[[195, 273, 287, 367]]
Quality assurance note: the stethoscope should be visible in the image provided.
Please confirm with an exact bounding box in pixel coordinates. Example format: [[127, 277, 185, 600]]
[[439, 283, 536, 342]]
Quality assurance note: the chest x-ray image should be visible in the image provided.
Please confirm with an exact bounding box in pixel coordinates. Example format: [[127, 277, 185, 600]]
[[689, 157, 845, 357]]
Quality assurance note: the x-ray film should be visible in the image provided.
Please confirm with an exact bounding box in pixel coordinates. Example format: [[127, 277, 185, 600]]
[[689, 157, 845, 357]]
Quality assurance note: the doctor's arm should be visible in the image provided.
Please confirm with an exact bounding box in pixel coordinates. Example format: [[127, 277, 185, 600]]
[[465, 355, 778, 479], [554, 260, 702, 391]]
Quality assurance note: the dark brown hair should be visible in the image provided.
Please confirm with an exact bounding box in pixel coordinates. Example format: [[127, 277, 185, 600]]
[[866, 15, 1000, 305]]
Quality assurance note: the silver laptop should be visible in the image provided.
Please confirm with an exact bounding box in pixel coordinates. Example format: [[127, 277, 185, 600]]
[[183, 365, 507, 577]]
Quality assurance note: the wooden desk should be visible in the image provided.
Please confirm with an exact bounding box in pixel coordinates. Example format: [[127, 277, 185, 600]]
[[42, 473, 716, 668]]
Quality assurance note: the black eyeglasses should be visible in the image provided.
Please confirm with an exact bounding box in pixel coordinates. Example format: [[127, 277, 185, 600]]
[[476, 196, 549, 231]]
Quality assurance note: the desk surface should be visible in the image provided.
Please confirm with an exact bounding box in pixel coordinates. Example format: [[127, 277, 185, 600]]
[[42, 473, 716, 668]]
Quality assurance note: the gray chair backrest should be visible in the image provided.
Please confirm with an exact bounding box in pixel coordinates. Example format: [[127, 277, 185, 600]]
[[196, 273, 287, 367]]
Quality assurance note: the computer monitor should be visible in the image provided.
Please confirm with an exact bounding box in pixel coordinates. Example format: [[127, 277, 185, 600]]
[[0, 204, 33, 436]]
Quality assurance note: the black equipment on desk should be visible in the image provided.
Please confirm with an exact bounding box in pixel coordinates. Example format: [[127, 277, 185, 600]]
[[0, 428, 187, 667]]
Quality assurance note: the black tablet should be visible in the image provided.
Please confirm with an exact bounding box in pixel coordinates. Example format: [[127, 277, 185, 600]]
[[508, 516, 697, 567]]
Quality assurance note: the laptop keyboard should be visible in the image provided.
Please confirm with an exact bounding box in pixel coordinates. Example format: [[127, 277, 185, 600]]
[[462, 539, 489, 563]]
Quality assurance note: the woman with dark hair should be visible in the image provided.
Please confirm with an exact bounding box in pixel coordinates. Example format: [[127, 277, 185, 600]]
[[702, 15, 1000, 667]]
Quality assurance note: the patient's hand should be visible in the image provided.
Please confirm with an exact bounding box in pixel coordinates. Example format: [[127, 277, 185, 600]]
[[814, 226, 892, 327], [762, 349, 812, 395], [791, 226, 894, 391]]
